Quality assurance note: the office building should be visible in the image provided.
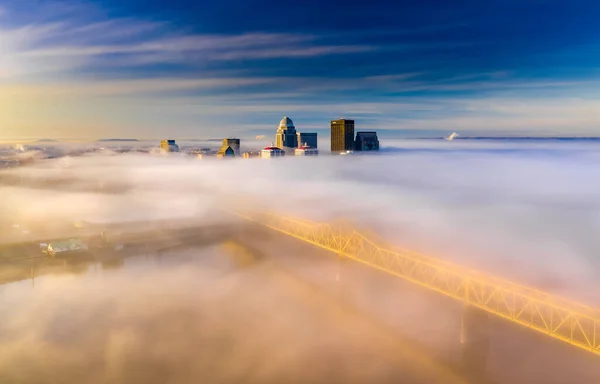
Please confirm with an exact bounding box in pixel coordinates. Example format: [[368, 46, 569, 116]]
[[218, 138, 241, 156], [216, 147, 235, 157], [295, 144, 319, 156], [297, 132, 318, 149], [160, 139, 180, 152], [275, 117, 298, 149], [355, 132, 380, 151], [261, 146, 286, 158], [330, 119, 355, 152]]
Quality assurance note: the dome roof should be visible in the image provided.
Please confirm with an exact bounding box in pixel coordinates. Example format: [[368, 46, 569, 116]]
[[278, 116, 295, 128]]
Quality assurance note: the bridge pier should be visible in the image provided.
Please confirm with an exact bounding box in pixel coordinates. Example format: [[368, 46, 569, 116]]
[[335, 254, 353, 304], [335, 254, 343, 283], [460, 304, 490, 377]]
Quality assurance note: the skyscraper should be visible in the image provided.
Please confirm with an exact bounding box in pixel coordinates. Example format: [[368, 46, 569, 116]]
[[297, 132, 318, 149], [330, 119, 355, 152], [354, 132, 379, 151], [160, 139, 179, 152], [275, 117, 298, 149], [218, 138, 240, 156]]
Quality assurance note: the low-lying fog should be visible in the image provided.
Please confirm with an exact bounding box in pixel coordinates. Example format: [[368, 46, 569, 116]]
[[2, 139, 599, 302], [0, 247, 467, 384], [1, 139, 599, 383]]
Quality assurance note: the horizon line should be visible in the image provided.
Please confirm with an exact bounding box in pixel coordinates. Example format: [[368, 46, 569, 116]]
[[4, 135, 600, 144]]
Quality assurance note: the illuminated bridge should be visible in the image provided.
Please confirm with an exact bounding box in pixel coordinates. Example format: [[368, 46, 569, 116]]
[[225, 208, 600, 359], [1, 205, 599, 369]]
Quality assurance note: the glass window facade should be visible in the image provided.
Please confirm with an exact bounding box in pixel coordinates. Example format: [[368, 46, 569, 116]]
[[330, 119, 355, 152]]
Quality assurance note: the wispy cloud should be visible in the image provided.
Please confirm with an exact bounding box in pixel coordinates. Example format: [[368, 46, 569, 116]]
[[2, 1, 600, 138], [364, 73, 425, 82], [0, 3, 371, 81], [0, 77, 281, 98], [208, 45, 375, 60], [15, 33, 316, 58]]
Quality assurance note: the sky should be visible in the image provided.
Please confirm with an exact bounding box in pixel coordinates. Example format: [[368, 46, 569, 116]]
[[1, 0, 600, 140]]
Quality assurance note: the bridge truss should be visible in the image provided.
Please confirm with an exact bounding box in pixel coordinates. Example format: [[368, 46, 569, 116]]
[[237, 211, 600, 357]]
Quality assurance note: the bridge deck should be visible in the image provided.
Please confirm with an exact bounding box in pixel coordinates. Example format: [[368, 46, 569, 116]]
[[236, 210, 600, 357]]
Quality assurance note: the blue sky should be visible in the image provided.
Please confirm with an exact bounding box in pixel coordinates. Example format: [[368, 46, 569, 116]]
[[1, 0, 600, 140]]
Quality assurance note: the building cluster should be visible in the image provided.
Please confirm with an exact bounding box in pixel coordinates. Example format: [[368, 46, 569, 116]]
[[158, 116, 379, 160], [259, 117, 320, 158], [160, 140, 180, 153], [275, 117, 318, 151], [257, 116, 378, 157], [330, 119, 379, 153]]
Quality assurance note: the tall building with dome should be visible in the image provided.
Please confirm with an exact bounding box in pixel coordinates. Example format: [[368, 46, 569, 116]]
[[275, 117, 298, 149]]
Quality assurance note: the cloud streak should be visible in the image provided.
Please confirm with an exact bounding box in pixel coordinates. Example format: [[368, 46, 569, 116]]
[[0, 77, 281, 97], [0, 6, 370, 81], [1, 0, 600, 138]]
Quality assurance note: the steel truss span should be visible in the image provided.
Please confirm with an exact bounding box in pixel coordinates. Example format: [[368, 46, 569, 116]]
[[237, 211, 600, 357]]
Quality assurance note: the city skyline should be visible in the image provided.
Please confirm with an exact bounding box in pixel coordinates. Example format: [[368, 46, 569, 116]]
[[2, 0, 600, 140]]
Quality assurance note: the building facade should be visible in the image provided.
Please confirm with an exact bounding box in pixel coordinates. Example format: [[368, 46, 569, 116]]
[[354, 132, 380, 151], [275, 117, 298, 149], [297, 132, 318, 149], [160, 139, 180, 152], [261, 146, 286, 158], [216, 146, 235, 157], [295, 145, 319, 156], [330, 119, 355, 152], [218, 138, 240, 156]]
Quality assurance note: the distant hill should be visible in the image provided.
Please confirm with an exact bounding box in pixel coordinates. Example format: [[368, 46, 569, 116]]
[[97, 139, 140, 142]]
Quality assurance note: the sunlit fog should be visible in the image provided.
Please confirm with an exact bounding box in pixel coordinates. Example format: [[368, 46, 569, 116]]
[[1, 139, 600, 383]]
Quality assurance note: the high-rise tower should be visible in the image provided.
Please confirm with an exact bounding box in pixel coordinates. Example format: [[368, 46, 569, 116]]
[[330, 119, 355, 152], [218, 138, 240, 156], [160, 139, 180, 152], [297, 132, 318, 149], [275, 117, 298, 149], [354, 132, 379, 151]]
